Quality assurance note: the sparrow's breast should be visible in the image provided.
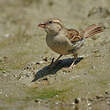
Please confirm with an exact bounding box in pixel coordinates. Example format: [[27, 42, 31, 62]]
[[46, 34, 74, 55]]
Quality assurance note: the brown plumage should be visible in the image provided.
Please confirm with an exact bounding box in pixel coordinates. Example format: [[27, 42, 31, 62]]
[[66, 29, 83, 43], [66, 24, 103, 43], [38, 18, 104, 68], [82, 24, 103, 38]]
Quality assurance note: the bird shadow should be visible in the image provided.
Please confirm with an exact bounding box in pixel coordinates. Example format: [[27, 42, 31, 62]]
[[32, 57, 83, 82]]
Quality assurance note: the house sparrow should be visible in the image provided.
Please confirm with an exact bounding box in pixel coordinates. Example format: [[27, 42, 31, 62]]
[[38, 18, 103, 67]]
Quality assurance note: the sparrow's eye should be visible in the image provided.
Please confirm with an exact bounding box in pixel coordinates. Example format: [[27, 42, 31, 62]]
[[48, 21, 52, 24]]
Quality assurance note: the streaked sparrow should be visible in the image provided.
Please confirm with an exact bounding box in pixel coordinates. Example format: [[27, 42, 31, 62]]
[[38, 18, 103, 67]]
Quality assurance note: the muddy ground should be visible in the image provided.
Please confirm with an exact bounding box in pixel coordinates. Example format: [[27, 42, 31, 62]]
[[0, 0, 110, 110]]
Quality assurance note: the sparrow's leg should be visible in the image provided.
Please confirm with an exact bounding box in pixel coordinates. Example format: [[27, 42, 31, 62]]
[[70, 53, 78, 68], [54, 54, 63, 62], [50, 58, 55, 65], [50, 54, 63, 65]]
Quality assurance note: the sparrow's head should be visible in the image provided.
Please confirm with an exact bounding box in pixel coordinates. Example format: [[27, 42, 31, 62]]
[[38, 18, 63, 34]]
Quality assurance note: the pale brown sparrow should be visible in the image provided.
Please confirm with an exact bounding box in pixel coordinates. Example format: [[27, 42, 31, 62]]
[[38, 18, 103, 67]]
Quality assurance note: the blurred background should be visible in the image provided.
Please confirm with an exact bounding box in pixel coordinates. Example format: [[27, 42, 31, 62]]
[[0, 0, 110, 110]]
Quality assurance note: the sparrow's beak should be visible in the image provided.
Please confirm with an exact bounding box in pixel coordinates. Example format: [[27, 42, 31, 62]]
[[38, 23, 46, 28]]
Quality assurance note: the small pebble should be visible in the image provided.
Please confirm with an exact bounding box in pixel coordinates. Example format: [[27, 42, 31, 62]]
[[74, 98, 80, 104], [39, 61, 45, 64], [43, 57, 48, 62], [96, 95, 104, 99], [105, 91, 109, 95], [42, 77, 48, 81], [36, 62, 40, 65]]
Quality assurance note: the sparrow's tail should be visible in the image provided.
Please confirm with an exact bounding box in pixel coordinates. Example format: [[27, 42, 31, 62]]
[[83, 24, 104, 38]]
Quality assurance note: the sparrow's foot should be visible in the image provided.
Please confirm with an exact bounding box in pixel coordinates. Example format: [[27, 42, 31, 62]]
[[49, 55, 63, 67], [69, 56, 83, 69], [48, 59, 58, 68], [69, 58, 78, 69], [50, 57, 55, 65], [69, 62, 76, 69]]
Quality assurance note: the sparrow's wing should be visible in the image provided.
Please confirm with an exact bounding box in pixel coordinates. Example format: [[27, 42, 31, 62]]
[[66, 29, 83, 43], [66, 24, 103, 43]]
